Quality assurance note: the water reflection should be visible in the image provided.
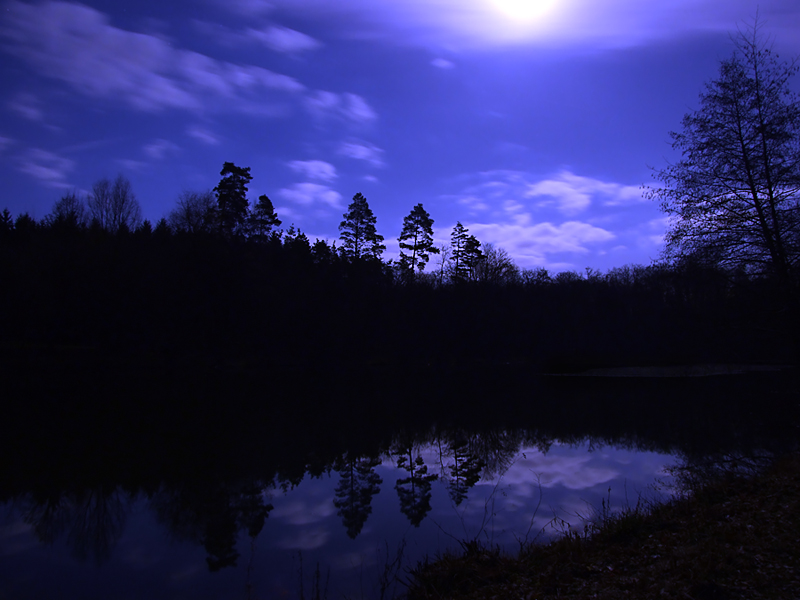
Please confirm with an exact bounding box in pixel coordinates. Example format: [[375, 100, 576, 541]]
[[1, 370, 797, 598], [20, 486, 127, 564]]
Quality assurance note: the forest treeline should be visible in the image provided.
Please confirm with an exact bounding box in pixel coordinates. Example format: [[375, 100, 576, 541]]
[[0, 166, 794, 370]]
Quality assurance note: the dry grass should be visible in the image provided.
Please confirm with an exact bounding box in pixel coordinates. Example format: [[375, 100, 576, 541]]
[[407, 454, 800, 599]]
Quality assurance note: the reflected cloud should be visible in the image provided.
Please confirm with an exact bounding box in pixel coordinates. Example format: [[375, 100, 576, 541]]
[[276, 527, 330, 550], [272, 498, 337, 526]]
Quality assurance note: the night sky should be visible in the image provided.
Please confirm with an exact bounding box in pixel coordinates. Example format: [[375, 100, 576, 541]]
[[1, 0, 799, 271]]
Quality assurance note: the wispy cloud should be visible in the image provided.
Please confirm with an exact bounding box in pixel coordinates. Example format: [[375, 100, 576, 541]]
[[462, 220, 615, 267], [192, 20, 321, 54], [143, 139, 180, 160], [338, 140, 384, 167], [0, 1, 304, 115], [17, 148, 74, 188], [439, 169, 657, 268], [8, 93, 43, 121], [247, 25, 321, 53], [305, 91, 377, 123], [288, 160, 337, 182], [431, 58, 455, 69], [527, 171, 643, 215], [0, 136, 13, 152], [278, 182, 343, 209], [186, 125, 220, 145]]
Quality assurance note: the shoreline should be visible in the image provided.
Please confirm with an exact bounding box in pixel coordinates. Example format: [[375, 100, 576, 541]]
[[408, 453, 800, 599]]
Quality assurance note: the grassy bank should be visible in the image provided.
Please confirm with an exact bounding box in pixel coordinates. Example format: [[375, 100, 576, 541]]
[[408, 453, 800, 600]]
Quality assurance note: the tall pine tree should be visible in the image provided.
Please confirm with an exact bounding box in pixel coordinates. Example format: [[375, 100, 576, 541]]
[[339, 193, 385, 260], [214, 162, 252, 237], [399, 203, 439, 273]]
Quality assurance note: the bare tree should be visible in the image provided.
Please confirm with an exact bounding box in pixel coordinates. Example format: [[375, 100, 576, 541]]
[[46, 191, 88, 228], [648, 24, 800, 288], [88, 174, 142, 233], [472, 242, 519, 285], [168, 190, 217, 234]]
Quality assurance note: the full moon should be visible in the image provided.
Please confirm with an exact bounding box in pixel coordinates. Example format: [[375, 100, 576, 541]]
[[489, 0, 557, 22]]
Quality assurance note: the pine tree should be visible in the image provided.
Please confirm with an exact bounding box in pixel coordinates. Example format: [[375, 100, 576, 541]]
[[399, 203, 439, 273], [339, 193, 385, 260], [214, 162, 252, 237], [249, 194, 281, 240]]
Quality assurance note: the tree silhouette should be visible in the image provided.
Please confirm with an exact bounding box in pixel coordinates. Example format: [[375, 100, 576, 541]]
[[0, 208, 13, 239], [442, 439, 484, 506], [22, 488, 127, 565], [339, 193, 385, 260], [399, 203, 439, 274], [214, 162, 252, 237], [250, 194, 281, 240], [649, 24, 800, 289], [394, 447, 438, 527], [450, 222, 483, 282], [333, 455, 383, 538], [46, 192, 88, 230], [168, 190, 216, 234], [473, 243, 519, 285], [87, 175, 142, 233]]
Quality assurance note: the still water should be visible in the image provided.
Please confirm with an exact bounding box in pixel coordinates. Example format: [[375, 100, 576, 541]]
[[1, 439, 674, 599], [2, 367, 797, 599]]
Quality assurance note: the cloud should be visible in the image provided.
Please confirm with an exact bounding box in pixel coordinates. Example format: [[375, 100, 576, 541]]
[[468, 220, 615, 257], [116, 159, 147, 172], [278, 183, 343, 208], [186, 125, 220, 145], [0, 136, 13, 152], [338, 140, 384, 167], [305, 91, 377, 123], [17, 148, 74, 188], [143, 139, 180, 159], [288, 160, 337, 182], [0, 1, 304, 115], [527, 171, 642, 216], [247, 25, 321, 53], [458, 195, 490, 212], [431, 58, 455, 69], [8, 93, 43, 121]]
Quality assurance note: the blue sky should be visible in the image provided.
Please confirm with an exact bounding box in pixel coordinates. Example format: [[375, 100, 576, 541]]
[[1, 0, 799, 271]]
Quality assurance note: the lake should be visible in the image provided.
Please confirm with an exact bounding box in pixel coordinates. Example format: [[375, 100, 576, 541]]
[[1, 362, 797, 599]]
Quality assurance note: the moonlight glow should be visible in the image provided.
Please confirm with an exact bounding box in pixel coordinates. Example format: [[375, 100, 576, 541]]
[[489, 0, 558, 22]]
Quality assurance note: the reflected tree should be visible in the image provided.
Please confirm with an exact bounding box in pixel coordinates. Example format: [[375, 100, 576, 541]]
[[394, 446, 438, 527], [441, 438, 485, 506], [150, 483, 273, 572], [22, 487, 127, 564], [333, 455, 383, 538]]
